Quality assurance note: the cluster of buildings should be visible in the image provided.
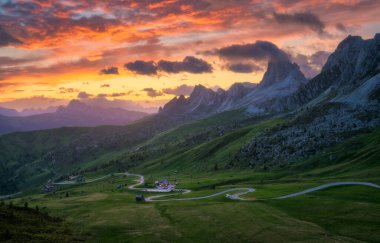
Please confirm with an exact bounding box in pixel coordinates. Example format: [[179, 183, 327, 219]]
[[42, 180, 55, 193], [155, 179, 176, 190]]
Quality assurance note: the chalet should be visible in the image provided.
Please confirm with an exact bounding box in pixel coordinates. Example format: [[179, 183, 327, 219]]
[[136, 193, 145, 202], [155, 179, 176, 190], [42, 180, 55, 193]]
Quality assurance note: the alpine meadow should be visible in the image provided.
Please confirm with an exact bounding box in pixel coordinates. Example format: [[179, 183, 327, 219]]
[[0, 1, 380, 242]]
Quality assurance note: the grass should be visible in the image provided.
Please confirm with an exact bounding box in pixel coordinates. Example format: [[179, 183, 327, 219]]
[[5, 173, 380, 242], [0, 203, 80, 242], [1, 108, 380, 242], [267, 186, 380, 242], [134, 116, 284, 175]]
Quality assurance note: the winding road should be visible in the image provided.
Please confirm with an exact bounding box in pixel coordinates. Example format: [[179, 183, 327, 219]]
[[2, 172, 380, 202], [121, 172, 380, 202]]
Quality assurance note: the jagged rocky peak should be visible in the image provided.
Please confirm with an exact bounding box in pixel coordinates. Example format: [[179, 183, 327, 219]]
[[160, 94, 188, 113], [322, 35, 363, 71], [259, 59, 306, 88], [177, 94, 187, 103], [322, 33, 380, 81], [189, 84, 215, 98]]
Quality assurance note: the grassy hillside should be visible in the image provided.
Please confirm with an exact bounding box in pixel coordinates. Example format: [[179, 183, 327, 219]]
[[288, 127, 380, 181], [1, 108, 380, 242], [5, 167, 379, 242], [2, 103, 379, 195], [0, 108, 273, 194], [0, 202, 79, 242], [135, 117, 284, 174], [0, 113, 182, 194]]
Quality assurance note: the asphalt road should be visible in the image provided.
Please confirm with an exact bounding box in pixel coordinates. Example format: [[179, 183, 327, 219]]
[[3, 172, 380, 202], [124, 173, 380, 202], [274, 182, 380, 199]]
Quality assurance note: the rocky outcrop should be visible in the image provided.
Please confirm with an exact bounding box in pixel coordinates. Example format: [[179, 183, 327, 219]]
[[160, 58, 306, 117], [261, 34, 380, 112]]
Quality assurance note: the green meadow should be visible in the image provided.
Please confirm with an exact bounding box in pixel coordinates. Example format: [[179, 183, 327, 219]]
[[1, 113, 380, 242]]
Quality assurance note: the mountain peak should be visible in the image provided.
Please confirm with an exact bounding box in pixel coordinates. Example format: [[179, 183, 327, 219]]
[[259, 59, 306, 88], [322, 33, 380, 77], [190, 84, 211, 97]]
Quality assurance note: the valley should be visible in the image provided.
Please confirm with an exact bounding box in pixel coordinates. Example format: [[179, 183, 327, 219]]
[[1, 32, 380, 242]]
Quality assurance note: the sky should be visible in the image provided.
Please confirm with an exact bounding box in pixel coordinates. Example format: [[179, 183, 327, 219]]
[[0, 0, 379, 112]]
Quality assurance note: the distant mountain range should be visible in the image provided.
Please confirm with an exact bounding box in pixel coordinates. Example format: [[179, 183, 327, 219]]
[[0, 100, 148, 134], [0, 106, 58, 117], [160, 54, 307, 117], [160, 34, 380, 118], [1, 34, 379, 135]]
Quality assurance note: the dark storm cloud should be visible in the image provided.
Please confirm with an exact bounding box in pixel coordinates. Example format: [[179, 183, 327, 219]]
[[162, 84, 195, 96], [272, 12, 325, 34], [0, 0, 213, 45], [211, 41, 290, 62], [226, 63, 263, 73], [125, 56, 213, 75], [0, 26, 21, 46], [99, 67, 119, 75], [142, 88, 163, 97], [158, 56, 213, 74], [124, 61, 158, 75]]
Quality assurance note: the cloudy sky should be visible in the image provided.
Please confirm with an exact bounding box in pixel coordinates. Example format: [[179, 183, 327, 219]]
[[0, 0, 379, 111]]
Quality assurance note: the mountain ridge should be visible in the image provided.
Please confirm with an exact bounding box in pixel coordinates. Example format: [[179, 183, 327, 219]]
[[160, 34, 380, 117], [0, 100, 148, 134]]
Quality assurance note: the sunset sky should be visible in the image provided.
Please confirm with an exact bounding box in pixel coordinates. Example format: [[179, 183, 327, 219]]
[[0, 0, 379, 112]]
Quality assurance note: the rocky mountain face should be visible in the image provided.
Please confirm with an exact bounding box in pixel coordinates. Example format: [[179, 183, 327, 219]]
[[236, 59, 307, 112], [160, 58, 306, 118], [236, 34, 380, 167], [161, 34, 380, 119], [259, 59, 307, 88], [260, 34, 380, 112], [0, 100, 148, 134], [160, 83, 255, 118]]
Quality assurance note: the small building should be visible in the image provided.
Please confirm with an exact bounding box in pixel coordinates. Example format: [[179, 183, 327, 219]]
[[42, 180, 55, 193], [155, 179, 176, 191], [136, 193, 145, 202]]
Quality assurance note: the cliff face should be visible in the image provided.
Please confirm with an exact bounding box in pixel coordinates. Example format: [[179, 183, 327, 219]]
[[260, 34, 380, 112]]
